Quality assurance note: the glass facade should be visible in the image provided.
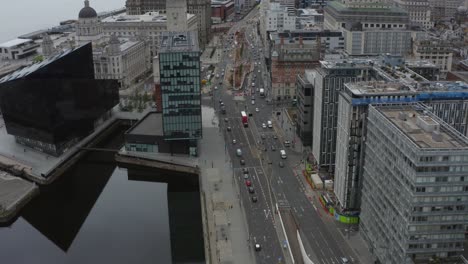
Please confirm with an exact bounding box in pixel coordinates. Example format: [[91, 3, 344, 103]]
[[0, 43, 119, 156], [159, 51, 202, 140]]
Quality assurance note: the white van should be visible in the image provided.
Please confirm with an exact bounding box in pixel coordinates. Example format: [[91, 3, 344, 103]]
[[280, 150, 287, 159], [267, 120, 272, 128]]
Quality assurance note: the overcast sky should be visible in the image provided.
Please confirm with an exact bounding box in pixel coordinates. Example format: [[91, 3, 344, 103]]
[[0, 0, 124, 42]]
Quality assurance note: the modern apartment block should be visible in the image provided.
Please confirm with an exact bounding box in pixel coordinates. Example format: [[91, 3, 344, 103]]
[[311, 60, 378, 171], [335, 80, 468, 210], [296, 70, 315, 146], [360, 104, 468, 263], [158, 32, 202, 155]]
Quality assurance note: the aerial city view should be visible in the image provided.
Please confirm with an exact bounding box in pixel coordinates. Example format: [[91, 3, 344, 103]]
[[0, 0, 468, 263]]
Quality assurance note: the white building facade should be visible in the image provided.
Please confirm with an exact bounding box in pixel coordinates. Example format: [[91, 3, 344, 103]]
[[265, 3, 296, 32], [0, 39, 39, 60]]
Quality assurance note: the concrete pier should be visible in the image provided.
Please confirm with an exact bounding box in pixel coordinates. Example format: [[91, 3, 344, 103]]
[[0, 172, 38, 223]]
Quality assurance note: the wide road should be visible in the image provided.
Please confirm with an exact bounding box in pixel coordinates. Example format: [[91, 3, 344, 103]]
[[212, 6, 287, 264], [210, 6, 361, 264]]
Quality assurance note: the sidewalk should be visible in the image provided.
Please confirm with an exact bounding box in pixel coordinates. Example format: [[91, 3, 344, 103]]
[[198, 116, 255, 264]]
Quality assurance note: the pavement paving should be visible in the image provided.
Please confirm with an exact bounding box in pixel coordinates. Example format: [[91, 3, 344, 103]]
[[0, 171, 38, 222]]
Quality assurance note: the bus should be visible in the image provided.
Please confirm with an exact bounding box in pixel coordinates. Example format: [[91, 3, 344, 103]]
[[241, 111, 248, 127]]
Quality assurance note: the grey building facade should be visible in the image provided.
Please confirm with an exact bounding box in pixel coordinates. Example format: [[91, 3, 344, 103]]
[[335, 80, 468, 211], [296, 71, 315, 147], [159, 32, 202, 155], [360, 104, 468, 264]]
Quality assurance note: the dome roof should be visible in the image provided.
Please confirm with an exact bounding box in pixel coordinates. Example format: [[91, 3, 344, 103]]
[[79, 0, 97, 19]]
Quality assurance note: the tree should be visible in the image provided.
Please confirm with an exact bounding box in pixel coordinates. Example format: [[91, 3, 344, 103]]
[[33, 55, 44, 63]]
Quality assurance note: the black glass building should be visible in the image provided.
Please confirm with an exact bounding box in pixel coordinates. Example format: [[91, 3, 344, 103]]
[[0, 43, 119, 156], [159, 32, 202, 142]]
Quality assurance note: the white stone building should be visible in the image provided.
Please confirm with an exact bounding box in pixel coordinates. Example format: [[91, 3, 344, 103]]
[[101, 12, 198, 57], [413, 39, 453, 74], [93, 35, 151, 89], [265, 2, 296, 32], [76, 0, 103, 45], [0, 38, 39, 60], [393, 0, 433, 29]]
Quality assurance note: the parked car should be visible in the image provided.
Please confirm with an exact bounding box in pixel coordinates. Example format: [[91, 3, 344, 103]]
[[255, 108, 259, 112], [224, 118, 228, 122], [236, 148, 242, 156], [262, 123, 266, 128], [279, 161, 284, 167], [271, 145, 276, 151], [232, 139, 237, 144], [261, 134, 266, 139], [284, 140, 290, 146], [267, 120, 272, 128], [240, 159, 246, 165], [255, 243, 261, 251], [227, 126, 232, 131]]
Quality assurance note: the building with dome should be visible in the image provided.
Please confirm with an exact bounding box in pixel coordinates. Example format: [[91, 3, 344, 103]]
[[76, 0, 103, 45], [76, 0, 151, 89]]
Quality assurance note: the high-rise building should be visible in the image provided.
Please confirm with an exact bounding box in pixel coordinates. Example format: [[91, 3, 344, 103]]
[[295, 70, 315, 146], [157, 32, 202, 155], [125, 0, 212, 49], [0, 43, 119, 156], [360, 104, 468, 263], [335, 80, 468, 210]]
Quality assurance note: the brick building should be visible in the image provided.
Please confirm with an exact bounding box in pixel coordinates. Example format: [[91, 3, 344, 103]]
[[211, 0, 235, 23], [270, 37, 320, 101]]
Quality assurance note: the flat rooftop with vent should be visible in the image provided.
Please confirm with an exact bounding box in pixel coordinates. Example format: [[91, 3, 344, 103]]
[[346, 81, 468, 96], [160, 31, 199, 53], [377, 105, 468, 149]]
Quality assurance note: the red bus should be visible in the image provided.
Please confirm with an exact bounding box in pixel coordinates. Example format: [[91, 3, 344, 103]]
[[241, 111, 248, 127]]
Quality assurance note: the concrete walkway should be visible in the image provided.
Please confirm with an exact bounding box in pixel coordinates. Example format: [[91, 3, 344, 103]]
[[198, 120, 255, 264]]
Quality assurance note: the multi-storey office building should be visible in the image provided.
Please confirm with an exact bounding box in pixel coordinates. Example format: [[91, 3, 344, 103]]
[[311, 60, 379, 171], [101, 12, 198, 57], [158, 32, 202, 155], [335, 81, 468, 210], [0, 43, 119, 156], [265, 3, 296, 32], [296, 70, 315, 146], [413, 39, 454, 74], [324, 0, 410, 31], [360, 104, 468, 264]]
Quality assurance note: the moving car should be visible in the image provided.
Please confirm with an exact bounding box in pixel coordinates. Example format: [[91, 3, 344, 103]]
[[261, 134, 266, 139], [255, 108, 259, 112], [245, 180, 252, 187], [214, 86, 218, 90], [255, 244, 261, 251], [280, 150, 287, 159], [284, 140, 291, 146], [240, 159, 245, 165], [236, 148, 242, 156], [262, 123, 266, 128], [252, 196, 258, 203], [227, 126, 232, 131], [248, 187, 255, 193], [251, 100, 255, 105], [279, 161, 284, 167], [244, 173, 249, 179], [242, 168, 248, 174], [232, 139, 237, 144], [271, 145, 276, 151], [224, 118, 228, 122], [267, 120, 272, 128]]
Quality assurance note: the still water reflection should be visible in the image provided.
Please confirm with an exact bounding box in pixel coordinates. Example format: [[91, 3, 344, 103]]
[[0, 126, 205, 264]]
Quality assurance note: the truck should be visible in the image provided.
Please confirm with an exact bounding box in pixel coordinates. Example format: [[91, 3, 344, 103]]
[[241, 111, 248, 127], [259, 88, 265, 97]]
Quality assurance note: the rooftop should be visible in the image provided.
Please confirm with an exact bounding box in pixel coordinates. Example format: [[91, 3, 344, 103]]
[[405, 59, 438, 68], [377, 105, 468, 149], [326, 0, 408, 15], [320, 59, 375, 69], [0, 44, 83, 84], [346, 81, 468, 95], [160, 31, 199, 53], [297, 8, 321, 16], [126, 112, 163, 136], [0, 38, 34, 48], [101, 11, 195, 23]]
